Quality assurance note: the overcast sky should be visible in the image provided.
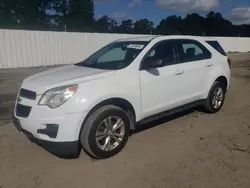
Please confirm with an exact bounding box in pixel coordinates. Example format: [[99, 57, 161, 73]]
[[94, 0, 250, 24]]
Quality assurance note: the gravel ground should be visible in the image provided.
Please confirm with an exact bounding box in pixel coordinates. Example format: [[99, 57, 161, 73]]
[[0, 53, 250, 188]]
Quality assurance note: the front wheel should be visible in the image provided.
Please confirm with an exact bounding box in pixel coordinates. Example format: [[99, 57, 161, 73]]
[[80, 105, 130, 159], [204, 81, 226, 113]]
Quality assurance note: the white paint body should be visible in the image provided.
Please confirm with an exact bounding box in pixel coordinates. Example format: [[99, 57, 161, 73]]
[[14, 36, 231, 143]]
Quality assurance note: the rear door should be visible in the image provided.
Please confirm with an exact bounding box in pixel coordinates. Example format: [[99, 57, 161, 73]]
[[174, 39, 213, 104]]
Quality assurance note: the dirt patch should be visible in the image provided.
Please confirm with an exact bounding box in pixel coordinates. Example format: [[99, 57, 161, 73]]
[[0, 94, 16, 122], [0, 104, 14, 122], [0, 94, 16, 103], [233, 74, 250, 81]]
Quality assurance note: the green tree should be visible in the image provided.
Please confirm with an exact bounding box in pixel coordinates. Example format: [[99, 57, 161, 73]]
[[182, 13, 205, 35], [134, 19, 153, 34], [48, 0, 69, 30], [67, 0, 94, 31], [0, 0, 249, 37], [118, 19, 133, 33], [0, 0, 17, 28], [205, 11, 233, 36], [0, 0, 51, 30], [95, 15, 118, 33], [156, 15, 183, 35]]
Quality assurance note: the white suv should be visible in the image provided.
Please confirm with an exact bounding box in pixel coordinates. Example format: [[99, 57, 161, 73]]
[[13, 36, 231, 159]]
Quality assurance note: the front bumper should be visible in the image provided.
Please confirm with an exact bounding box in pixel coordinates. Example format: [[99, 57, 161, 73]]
[[13, 115, 80, 158], [13, 96, 89, 157], [14, 97, 88, 142]]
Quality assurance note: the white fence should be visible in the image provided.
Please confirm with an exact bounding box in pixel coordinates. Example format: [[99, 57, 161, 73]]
[[0, 29, 250, 69]]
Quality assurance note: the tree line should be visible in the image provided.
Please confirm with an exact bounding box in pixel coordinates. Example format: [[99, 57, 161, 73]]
[[0, 0, 250, 37]]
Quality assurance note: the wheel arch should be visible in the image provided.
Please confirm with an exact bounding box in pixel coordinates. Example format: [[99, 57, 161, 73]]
[[205, 68, 229, 98], [215, 76, 228, 90], [80, 97, 137, 138]]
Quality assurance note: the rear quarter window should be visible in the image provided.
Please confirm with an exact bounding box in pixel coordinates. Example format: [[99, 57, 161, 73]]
[[206, 41, 227, 56]]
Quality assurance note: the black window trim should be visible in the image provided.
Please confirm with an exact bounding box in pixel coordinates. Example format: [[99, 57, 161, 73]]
[[139, 39, 212, 70], [174, 39, 212, 64], [139, 39, 177, 70], [206, 40, 227, 56]]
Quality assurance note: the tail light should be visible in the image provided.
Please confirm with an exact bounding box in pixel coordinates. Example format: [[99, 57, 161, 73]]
[[227, 58, 232, 68]]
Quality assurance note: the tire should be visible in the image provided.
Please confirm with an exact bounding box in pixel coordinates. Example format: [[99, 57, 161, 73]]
[[204, 81, 226, 113], [80, 105, 130, 159]]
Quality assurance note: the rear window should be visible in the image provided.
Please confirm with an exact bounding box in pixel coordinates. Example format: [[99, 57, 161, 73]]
[[206, 41, 227, 56]]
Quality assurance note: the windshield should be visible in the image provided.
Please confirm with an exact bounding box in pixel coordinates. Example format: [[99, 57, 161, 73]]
[[75, 41, 148, 70]]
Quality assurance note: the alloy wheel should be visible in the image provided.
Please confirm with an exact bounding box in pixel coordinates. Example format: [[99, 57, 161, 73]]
[[212, 87, 224, 109], [95, 116, 125, 151]]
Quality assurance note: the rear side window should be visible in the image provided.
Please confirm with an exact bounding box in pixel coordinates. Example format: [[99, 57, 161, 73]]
[[206, 41, 227, 56], [175, 39, 212, 63]]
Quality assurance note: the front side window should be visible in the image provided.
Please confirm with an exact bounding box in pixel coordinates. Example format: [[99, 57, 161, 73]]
[[176, 40, 211, 63], [76, 41, 148, 70], [142, 40, 176, 67]]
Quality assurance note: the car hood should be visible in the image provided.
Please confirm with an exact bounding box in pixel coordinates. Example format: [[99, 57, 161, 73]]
[[21, 65, 116, 94]]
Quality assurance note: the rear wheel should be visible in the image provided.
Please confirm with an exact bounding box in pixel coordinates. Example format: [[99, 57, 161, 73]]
[[80, 105, 130, 159], [204, 81, 226, 113]]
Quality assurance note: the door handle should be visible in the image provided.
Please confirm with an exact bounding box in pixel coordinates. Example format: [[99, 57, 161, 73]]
[[206, 63, 213, 67], [175, 69, 184, 75]]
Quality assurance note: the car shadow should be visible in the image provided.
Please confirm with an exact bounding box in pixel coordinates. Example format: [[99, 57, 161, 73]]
[[133, 108, 196, 135]]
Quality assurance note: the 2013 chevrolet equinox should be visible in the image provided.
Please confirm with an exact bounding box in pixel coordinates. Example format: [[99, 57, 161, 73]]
[[13, 36, 231, 159]]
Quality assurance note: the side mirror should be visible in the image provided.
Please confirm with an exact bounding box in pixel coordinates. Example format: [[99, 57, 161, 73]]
[[121, 46, 127, 51], [142, 59, 163, 69]]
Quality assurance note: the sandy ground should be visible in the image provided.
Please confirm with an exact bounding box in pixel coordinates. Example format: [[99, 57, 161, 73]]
[[0, 53, 250, 188]]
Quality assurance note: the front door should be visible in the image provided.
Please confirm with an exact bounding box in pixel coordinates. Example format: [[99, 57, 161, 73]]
[[139, 40, 185, 118]]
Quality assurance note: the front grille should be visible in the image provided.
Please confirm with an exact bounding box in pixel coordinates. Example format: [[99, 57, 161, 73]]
[[16, 103, 32, 118], [19, 88, 37, 100]]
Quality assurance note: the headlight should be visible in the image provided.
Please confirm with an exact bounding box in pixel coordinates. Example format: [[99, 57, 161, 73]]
[[38, 85, 78, 109]]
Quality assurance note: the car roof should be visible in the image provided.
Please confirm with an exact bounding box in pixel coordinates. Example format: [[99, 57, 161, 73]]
[[115, 35, 158, 42], [115, 35, 208, 42], [204, 37, 218, 41]]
